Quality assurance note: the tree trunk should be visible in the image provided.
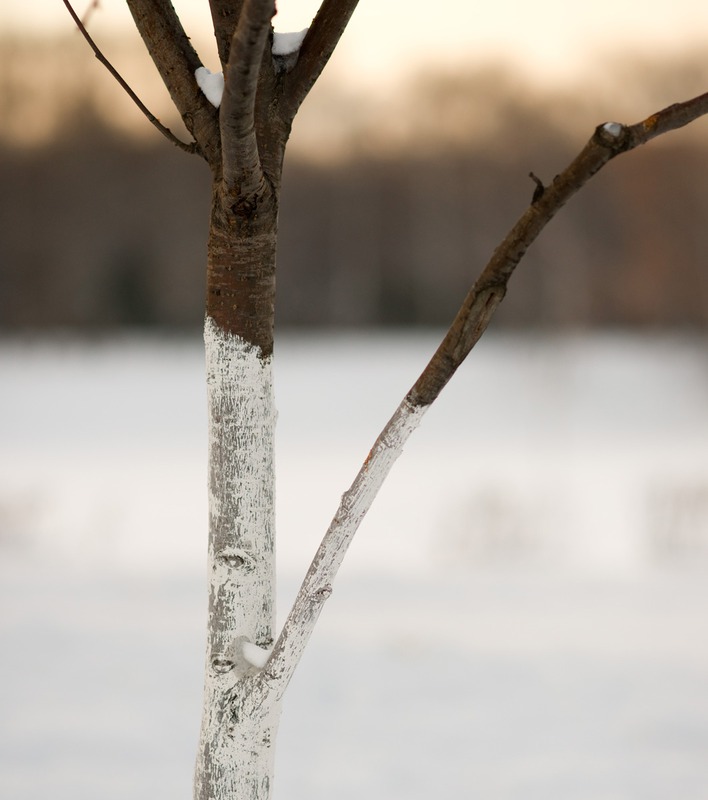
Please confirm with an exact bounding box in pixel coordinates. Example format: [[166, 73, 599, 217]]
[[66, 3, 360, 799], [195, 191, 280, 800]]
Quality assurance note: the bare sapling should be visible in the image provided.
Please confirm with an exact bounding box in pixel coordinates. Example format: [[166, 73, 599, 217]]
[[62, 2, 708, 798]]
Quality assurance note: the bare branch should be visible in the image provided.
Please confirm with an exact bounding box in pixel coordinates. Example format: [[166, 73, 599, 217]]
[[280, 0, 360, 122], [261, 91, 708, 698], [125, 0, 221, 165], [209, 0, 245, 67], [626, 91, 708, 145], [262, 395, 426, 701], [220, 0, 275, 201], [408, 92, 708, 408], [62, 0, 197, 155]]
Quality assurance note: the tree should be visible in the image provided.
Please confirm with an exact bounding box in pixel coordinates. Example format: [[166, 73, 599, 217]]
[[62, 2, 708, 799]]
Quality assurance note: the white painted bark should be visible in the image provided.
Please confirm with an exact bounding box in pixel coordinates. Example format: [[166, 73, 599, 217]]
[[265, 397, 428, 697], [195, 317, 430, 800], [195, 317, 280, 800]]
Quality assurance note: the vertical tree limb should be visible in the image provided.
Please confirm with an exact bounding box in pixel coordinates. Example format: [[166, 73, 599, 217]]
[[209, 0, 246, 67], [219, 0, 276, 206]]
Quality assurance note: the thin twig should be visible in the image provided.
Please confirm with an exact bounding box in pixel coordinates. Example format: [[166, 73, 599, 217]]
[[62, 0, 198, 155]]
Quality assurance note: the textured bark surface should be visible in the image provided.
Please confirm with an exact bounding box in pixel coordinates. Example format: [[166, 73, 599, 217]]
[[196, 317, 279, 800], [265, 398, 429, 694], [125, 0, 222, 165], [206, 199, 278, 355]]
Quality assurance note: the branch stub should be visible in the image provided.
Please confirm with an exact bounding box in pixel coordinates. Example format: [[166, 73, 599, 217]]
[[597, 121, 628, 149]]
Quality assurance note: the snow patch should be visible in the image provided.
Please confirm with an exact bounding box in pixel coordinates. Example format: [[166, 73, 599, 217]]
[[195, 66, 224, 108], [602, 121, 623, 138], [243, 641, 273, 669], [272, 28, 308, 56]]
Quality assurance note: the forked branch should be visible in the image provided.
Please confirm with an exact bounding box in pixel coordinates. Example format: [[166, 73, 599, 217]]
[[261, 91, 708, 699]]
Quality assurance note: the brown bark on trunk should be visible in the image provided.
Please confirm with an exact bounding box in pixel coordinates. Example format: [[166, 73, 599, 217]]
[[207, 187, 278, 356]]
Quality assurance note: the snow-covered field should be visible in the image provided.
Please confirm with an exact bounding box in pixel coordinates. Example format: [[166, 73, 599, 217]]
[[2, 331, 708, 799]]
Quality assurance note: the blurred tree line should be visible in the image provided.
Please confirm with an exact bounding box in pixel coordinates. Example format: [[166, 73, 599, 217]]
[[2, 36, 708, 331]]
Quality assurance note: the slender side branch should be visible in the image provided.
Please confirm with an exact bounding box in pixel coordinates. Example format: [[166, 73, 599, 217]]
[[125, 0, 221, 165], [280, 0, 361, 123], [62, 0, 196, 154], [262, 92, 708, 697], [262, 397, 426, 700], [626, 91, 708, 145], [220, 0, 275, 202], [409, 92, 708, 407]]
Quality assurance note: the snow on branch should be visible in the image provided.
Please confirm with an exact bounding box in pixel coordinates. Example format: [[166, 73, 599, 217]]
[[272, 29, 308, 56], [272, 28, 309, 73], [195, 67, 224, 108]]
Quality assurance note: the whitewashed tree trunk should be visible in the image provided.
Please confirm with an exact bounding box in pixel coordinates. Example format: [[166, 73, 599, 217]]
[[195, 317, 431, 800], [195, 316, 281, 800]]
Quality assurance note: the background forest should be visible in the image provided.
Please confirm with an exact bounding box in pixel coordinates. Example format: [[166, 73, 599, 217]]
[[3, 35, 708, 331]]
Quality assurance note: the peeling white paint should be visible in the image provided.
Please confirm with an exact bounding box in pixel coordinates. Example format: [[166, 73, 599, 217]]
[[268, 397, 428, 696], [203, 316, 276, 655], [195, 321, 429, 798], [319, 397, 428, 581], [195, 317, 280, 800]]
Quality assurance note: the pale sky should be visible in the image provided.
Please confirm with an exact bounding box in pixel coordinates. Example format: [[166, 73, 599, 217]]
[[5, 0, 708, 89]]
